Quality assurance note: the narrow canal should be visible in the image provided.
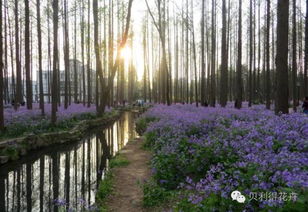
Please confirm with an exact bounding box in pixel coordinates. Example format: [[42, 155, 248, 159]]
[[0, 112, 138, 212]]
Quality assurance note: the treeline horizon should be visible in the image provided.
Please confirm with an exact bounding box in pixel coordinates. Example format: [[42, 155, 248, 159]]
[[0, 0, 307, 130]]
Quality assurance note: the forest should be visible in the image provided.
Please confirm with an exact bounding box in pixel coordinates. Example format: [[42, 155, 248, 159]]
[[0, 0, 307, 211]]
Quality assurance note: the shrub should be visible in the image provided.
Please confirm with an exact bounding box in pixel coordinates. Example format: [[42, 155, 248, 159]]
[[135, 116, 158, 135], [140, 104, 308, 211]]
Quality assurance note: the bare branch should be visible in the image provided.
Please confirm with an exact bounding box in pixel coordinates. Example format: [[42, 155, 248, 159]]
[[145, 0, 160, 34]]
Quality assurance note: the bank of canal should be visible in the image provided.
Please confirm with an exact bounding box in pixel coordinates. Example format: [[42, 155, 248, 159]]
[[0, 111, 139, 212]]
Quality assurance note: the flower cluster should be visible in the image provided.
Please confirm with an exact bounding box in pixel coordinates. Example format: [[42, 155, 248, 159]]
[[4, 103, 111, 126], [140, 104, 308, 211]]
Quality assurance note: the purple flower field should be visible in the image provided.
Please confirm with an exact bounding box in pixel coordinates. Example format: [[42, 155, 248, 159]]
[[139, 104, 308, 211], [4, 103, 110, 126], [0, 104, 114, 138]]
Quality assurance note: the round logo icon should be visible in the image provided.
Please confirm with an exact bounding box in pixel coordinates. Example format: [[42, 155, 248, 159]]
[[231, 190, 246, 203]]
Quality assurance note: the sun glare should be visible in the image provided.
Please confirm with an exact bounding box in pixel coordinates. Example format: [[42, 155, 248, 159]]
[[120, 46, 131, 60]]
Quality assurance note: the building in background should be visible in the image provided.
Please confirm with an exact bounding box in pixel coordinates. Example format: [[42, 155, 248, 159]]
[[38, 59, 96, 103], [6, 59, 96, 105]]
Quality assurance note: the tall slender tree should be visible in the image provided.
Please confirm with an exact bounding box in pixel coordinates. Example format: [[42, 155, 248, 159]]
[[37, 0, 44, 115], [185, 0, 189, 104], [0, 0, 4, 131], [81, 0, 86, 105], [235, 0, 243, 109], [210, 0, 216, 107], [305, 0, 308, 95], [4, 4, 8, 104], [220, 0, 228, 107], [143, 19, 148, 102], [93, 0, 103, 114], [87, 0, 91, 107], [47, 0, 52, 103], [191, 0, 198, 107], [201, 0, 206, 106], [108, 0, 114, 107], [275, 0, 290, 114], [99, 0, 134, 113], [266, 0, 271, 109], [74, 1, 78, 103], [145, 0, 171, 105], [257, 0, 261, 102], [15, 0, 22, 110], [64, 0, 70, 109], [248, 0, 253, 107], [25, 0, 32, 109], [51, 0, 59, 124], [292, 0, 297, 111]]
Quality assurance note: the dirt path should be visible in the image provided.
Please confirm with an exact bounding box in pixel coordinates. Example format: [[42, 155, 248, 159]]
[[105, 138, 151, 212]]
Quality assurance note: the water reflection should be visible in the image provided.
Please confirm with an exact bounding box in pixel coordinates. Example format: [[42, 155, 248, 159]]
[[0, 112, 138, 212]]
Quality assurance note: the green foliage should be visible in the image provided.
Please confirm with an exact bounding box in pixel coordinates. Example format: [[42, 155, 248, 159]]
[[142, 180, 176, 208], [109, 154, 130, 168], [135, 116, 158, 135], [266, 191, 308, 212], [0, 112, 115, 140], [175, 193, 245, 212], [4, 123, 32, 137], [1, 146, 19, 160], [143, 131, 158, 149], [96, 153, 130, 211], [96, 172, 114, 211]]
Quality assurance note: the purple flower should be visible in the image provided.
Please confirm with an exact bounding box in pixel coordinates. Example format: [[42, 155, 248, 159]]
[[139, 103, 308, 210]]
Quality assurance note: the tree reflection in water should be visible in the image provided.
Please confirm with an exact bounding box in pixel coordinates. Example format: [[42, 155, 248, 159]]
[[0, 112, 138, 212]]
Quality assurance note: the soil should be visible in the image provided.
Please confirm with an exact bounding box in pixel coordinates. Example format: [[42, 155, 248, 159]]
[[105, 138, 152, 212]]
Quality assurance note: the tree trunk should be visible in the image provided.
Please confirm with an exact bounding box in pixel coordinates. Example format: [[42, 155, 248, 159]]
[[93, 0, 104, 115], [304, 0, 308, 95], [81, 1, 86, 106], [64, 0, 70, 109], [74, 2, 78, 103], [257, 0, 261, 102], [47, 0, 51, 103], [25, 0, 32, 109], [201, 0, 206, 106], [8, 8, 16, 106], [191, 0, 198, 107], [15, 0, 22, 110], [248, 0, 253, 107], [210, 0, 216, 107], [275, 0, 289, 114], [266, 0, 271, 109], [109, 0, 114, 107], [145, 0, 170, 105], [4, 5, 8, 105], [143, 22, 148, 102], [220, 0, 228, 107], [99, 0, 134, 113], [174, 16, 179, 103], [235, 0, 243, 109], [292, 0, 297, 111], [51, 0, 59, 124], [0, 0, 4, 131], [37, 0, 44, 115], [185, 0, 189, 104], [87, 0, 91, 107]]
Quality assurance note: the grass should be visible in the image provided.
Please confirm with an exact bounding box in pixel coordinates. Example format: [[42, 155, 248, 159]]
[[96, 172, 114, 212], [136, 116, 178, 210], [96, 153, 130, 211], [142, 179, 178, 209], [109, 154, 130, 168]]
